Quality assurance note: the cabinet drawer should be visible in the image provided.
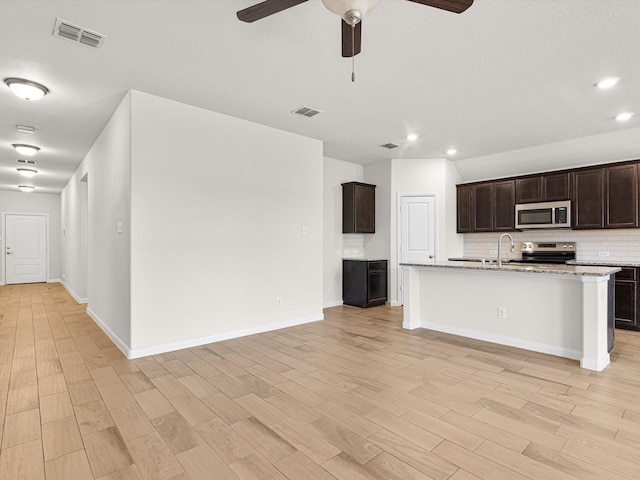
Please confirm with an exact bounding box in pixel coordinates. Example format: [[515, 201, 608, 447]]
[[368, 261, 387, 271], [616, 267, 637, 281]]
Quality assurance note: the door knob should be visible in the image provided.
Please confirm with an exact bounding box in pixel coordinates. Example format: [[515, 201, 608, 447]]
[[429, 255, 434, 259], [6, 252, 13, 255]]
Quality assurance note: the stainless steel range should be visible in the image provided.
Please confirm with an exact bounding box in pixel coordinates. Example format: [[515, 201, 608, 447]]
[[515, 241, 576, 264]]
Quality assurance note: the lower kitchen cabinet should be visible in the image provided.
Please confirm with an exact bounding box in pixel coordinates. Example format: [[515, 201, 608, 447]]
[[343, 259, 387, 308], [615, 267, 640, 331]]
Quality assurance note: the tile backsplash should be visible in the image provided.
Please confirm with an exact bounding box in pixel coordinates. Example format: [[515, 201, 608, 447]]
[[463, 229, 640, 263], [342, 234, 365, 258]]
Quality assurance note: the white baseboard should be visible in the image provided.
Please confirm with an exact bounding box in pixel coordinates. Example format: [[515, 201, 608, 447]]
[[128, 313, 325, 359], [580, 354, 610, 372], [48, 278, 62, 284], [420, 321, 582, 361], [85, 310, 325, 360], [323, 300, 343, 308], [86, 307, 132, 358], [60, 281, 88, 304], [390, 300, 402, 307]]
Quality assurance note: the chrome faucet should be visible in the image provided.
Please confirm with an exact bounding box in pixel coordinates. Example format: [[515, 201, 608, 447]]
[[497, 233, 515, 268]]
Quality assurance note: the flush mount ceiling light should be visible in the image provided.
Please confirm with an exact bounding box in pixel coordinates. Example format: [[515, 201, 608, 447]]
[[17, 168, 38, 177], [18, 185, 35, 192], [446, 148, 458, 155], [615, 112, 635, 121], [4, 78, 49, 100], [595, 77, 620, 89], [406, 134, 418, 141], [12, 143, 40, 156]]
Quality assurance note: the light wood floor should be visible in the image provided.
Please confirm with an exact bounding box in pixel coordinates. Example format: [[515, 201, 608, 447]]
[[2, 283, 640, 479]]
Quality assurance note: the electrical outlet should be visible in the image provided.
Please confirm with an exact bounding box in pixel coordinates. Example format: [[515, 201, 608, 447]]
[[598, 251, 610, 257], [498, 307, 507, 319], [276, 297, 282, 307], [489, 249, 497, 255], [301, 226, 308, 236]]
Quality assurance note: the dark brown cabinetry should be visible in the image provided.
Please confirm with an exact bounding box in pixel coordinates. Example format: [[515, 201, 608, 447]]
[[572, 168, 604, 229], [343, 259, 387, 308], [471, 183, 494, 232], [456, 185, 472, 233], [615, 267, 640, 331], [515, 172, 570, 204], [493, 180, 515, 231], [342, 182, 375, 233], [542, 172, 571, 201], [604, 163, 638, 228]]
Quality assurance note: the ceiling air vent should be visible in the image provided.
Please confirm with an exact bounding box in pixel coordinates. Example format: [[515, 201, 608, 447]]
[[53, 18, 106, 49], [380, 143, 399, 149], [291, 106, 322, 118], [17, 159, 38, 165]]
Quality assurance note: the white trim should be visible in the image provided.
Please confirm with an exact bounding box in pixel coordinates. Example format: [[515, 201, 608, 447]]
[[389, 300, 401, 307], [323, 300, 343, 308], [61, 281, 88, 304], [2, 212, 50, 285], [580, 354, 610, 372], [86, 309, 324, 360], [86, 307, 132, 358], [128, 313, 324, 359], [48, 278, 62, 283], [419, 321, 582, 361]]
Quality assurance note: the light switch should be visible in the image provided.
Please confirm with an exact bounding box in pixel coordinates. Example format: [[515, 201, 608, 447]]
[[302, 226, 308, 236], [117, 221, 123, 234]]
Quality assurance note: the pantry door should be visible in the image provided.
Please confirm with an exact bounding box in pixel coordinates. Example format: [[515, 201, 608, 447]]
[[5, 214, 48, 284]]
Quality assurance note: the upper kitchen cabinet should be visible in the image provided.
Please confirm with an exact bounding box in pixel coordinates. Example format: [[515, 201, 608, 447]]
[[342, 182, 376, 233], [515, 172, 570, 203], [542, 172, 571, 201], [456, 185, 472, 233], [572, 168, 604, 229], [604, 163, 638, 228], [493, 180, 515, 231], [471, 182, 494, 232]]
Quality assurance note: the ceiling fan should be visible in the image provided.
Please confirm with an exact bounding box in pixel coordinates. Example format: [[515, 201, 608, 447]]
[[237, 0, 474, 59]]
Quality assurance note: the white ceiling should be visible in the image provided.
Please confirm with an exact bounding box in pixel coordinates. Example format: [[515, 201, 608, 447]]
[[1, 0, 639, 194]]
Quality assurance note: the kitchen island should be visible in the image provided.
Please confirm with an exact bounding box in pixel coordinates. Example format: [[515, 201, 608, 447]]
[[401, 261, 620, 371]]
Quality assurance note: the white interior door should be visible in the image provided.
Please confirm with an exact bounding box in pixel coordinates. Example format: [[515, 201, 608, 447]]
[[399, 195, 436, 304], [5, 214, 48, 284]]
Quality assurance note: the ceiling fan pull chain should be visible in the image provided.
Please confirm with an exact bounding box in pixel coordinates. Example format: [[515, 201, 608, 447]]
[[351, 24, 355, 82]]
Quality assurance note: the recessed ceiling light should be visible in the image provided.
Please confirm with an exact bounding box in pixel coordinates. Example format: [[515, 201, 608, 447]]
[[4, 78, 49, 100], [17, 168, 38, 177], [18, 185, 35, 192], [446, 148, 457, 156], [595, 77, 620, 89], [12, 143, 40, 156], [615, 112, 635, 122], [406, 134, 418, 141]]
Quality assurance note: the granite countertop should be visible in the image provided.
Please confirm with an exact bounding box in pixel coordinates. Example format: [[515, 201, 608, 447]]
[[402, 260, 620, 277], [568, 260, 640, 268], [342, 258, 388, 262]]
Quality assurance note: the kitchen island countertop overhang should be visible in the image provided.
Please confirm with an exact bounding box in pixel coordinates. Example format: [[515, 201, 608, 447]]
[[400, 261, 620, 371]]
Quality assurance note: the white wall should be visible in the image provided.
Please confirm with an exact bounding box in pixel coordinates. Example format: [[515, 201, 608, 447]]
[[454, 127, 640, 183], [323, 157, 364, 307], [0, 190, 61, 284], [364, 160, 392, 261], [61, 92, 132, 348], [389, 158, 463, 304], [129, 91, 323, 354]]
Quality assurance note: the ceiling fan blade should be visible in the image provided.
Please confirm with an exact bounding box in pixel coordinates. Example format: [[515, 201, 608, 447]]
[[406, 0, 474, 14], [237, 0, 309, 22], [341, 20, 362, 58]]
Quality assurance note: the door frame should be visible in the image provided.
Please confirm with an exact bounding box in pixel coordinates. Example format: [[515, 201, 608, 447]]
[[2, 212, 50, 285], [396, 193, 437, 306]]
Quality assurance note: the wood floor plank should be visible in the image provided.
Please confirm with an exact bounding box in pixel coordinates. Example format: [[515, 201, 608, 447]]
[[5, 284, 640, 480]]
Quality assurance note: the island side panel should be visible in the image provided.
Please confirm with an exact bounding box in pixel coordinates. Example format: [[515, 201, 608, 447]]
[[405, 267, 583, 360], [580, 275, 612, 371]]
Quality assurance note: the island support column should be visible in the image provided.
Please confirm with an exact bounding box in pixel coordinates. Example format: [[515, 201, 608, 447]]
[[402, 267, 421, 330], [581, 275, 611, 371]]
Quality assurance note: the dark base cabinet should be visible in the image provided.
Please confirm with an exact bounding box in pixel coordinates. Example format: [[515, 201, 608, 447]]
[[615, 267, 640, 331], [343, 259, 387, 308]]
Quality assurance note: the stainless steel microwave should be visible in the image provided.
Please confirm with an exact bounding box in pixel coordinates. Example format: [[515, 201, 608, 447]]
[[515, 200, 571, 229]]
